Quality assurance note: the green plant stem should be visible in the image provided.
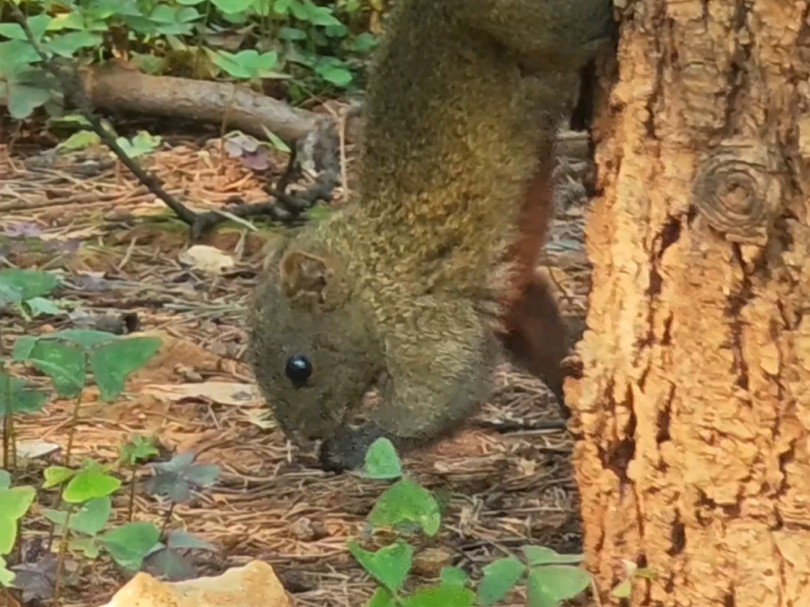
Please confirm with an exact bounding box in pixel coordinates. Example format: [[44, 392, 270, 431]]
[[14, 517, 23, 566], [1, 360, 12, 470], [160, 501, 176, 539], [64, 392, 84, 467], [47, 391, 84, 552], [127, 464, 137, 523], [194, 0, 213, 75], [2, 411, 12, 471], [52, 505, 74, 605]]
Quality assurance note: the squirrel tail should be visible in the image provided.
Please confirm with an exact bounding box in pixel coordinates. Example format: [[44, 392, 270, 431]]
[[498, 146, 571, 418]]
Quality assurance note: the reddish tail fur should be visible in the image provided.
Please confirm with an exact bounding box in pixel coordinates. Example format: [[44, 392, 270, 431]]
[[497, 151, 570, 415]]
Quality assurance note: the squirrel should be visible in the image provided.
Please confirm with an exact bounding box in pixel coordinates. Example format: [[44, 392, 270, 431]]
[[248, 0, 614, 472]]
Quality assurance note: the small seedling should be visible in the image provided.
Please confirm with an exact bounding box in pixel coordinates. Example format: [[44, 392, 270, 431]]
[[12, 328, 162, 466], [610, 559, 657, 600], [143, 529, 218, 582], [119, 435, 160, 522], [351, 439, 595, 607], [137, 452, 221, 580], [0, 476, 36, 589], [143, 452, 221, 505]]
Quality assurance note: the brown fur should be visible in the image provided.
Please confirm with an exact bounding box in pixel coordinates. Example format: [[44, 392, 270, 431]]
[[248, 0, 613, 471]]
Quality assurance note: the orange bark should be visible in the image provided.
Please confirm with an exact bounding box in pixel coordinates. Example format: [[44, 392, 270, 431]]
[[570, 0, 810, 605]]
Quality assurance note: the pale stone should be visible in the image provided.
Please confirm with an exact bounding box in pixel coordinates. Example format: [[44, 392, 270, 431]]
[[100, 561, 290, 607]]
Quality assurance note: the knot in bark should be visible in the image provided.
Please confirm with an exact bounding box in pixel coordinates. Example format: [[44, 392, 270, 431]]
[[691, 141, 782, 246]]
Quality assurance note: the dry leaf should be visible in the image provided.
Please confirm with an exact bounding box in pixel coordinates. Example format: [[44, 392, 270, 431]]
[[179, 245, 235, 275]]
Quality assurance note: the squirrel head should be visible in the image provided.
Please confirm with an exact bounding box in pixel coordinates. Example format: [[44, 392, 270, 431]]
[[248, 236, 384, 444]]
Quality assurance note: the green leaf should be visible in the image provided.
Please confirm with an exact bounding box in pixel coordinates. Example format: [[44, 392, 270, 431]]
[[102, 522, 161, 570], [69, 536, 101, 559], [348, 541, 412, 594], [274, 0, 292, 14], [351, 32, 378, 54], [211, 0, 255, 13], [400, 584, 476, 607], [182, 464, 220, 488], [47, 11, 88, 31], [0, 373, 49, 416], [47, 499, 111, 537], [88, 336, 162, 402], [260, 125, 291, 154], [526, 566, 592, 607], [440, 566, 470, 587], [522, 546, 584, 567], [145, 547, 197, 581], [318, 65, 352, 87], [58, 129, 101, 151], [115, 130, 162, 159], [0, 23, 26, 40], [45, 31, 104, 58], [70, 497, 112, 536], [0, 486, 35, 554], [610, 579, 632, 599], [0, 519, 17, 557], [43, 466, 75, 489], [367, 588, 397, 607], [279, 26, 306, 41], [63, 466, 121, 503], [209, 49, 250, 78], [42, 508, 68, 528], [210, 49, 284, 80], [120, 435, 159, 465], [7, 83, 52, 120], [166, 530, 216, 552], [0, 486, 36, 520], [0, 269, 58, 300], [364, 437, 403, 480], [21, 340, 86, 398], [0, 282, 22, 307], [47, 329, 118, 349], [476, 557, 526, 606], [369, 479, 441, 537], [0, 41, 40, 75], [27, 14, 54, 41], [130, 52, 168, 75], [24, 296, 62, 318], [307, 6, 342, 27], [10, 336, 36, 360], [0, 556, 14, 586]]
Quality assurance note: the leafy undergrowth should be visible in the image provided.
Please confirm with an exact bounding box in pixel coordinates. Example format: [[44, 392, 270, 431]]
[[0, 131, 597, 607]]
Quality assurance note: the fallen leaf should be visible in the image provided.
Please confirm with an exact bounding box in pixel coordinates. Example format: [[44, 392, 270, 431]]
[[16, 440, 61, 460], [141, 382, 261, 407], [178, 245, 235, 275]]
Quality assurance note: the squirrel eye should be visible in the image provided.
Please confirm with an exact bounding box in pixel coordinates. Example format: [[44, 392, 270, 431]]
[[285, 355, 313, 388]]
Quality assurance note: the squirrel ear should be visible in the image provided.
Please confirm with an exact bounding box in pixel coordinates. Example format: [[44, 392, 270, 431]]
[[279, 250, 335, 305]]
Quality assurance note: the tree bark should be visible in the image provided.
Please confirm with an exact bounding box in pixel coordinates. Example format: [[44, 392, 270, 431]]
[[570, 1, 810, 605]]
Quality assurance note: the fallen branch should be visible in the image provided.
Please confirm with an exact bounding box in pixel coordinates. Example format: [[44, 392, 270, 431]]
[[79, 63, 346, 143], [78, 63, 591, 160], [11, 7, 340, 240]]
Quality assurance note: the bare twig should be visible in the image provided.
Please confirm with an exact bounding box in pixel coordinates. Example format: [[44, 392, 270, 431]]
[[10, 3, 197, 225], [11, 5, 342, 240]]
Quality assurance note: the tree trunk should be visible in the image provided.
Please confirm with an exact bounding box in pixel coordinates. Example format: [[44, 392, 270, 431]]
[[570, 1, 810, 605]]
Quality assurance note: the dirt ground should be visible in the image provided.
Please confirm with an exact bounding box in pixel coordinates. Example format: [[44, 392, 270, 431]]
[[0, 116, 594, 606]]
